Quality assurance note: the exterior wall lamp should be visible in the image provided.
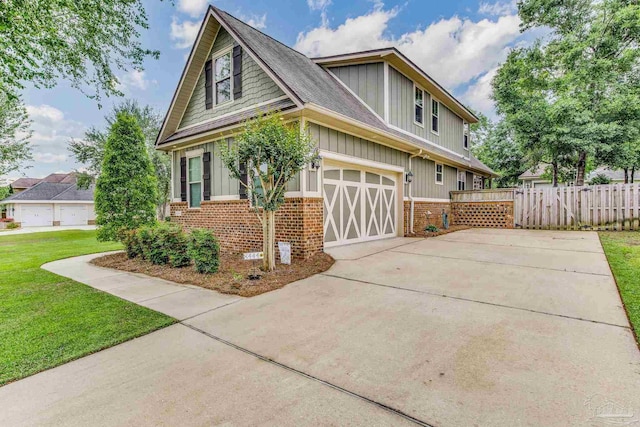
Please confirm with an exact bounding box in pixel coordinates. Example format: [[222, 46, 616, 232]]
[[310, 153, 322, 170], [405, 170, 414, 184]]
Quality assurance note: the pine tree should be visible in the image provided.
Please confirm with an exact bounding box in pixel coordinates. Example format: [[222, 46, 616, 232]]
[[95, 112, 157, 241]]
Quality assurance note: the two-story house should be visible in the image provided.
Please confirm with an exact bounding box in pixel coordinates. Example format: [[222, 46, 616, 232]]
[[156, 6, 496, 258]]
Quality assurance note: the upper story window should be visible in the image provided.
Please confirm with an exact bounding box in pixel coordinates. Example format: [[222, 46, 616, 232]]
[[435, 163, 444, 185], [214, 51, 232, 104], [457, 170, 466, 191], [188, 155, 202, 208], [414, 86, 424, 126], [463, 121, 469, 150], [431, 99, 439, 134]]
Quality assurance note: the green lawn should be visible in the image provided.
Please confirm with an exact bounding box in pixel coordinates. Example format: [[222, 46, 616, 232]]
[[0, 230, 175, 386], [599, 232, 640, 344]]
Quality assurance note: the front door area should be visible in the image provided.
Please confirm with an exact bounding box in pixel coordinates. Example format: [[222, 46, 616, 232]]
[[323, 165, 398, 248]]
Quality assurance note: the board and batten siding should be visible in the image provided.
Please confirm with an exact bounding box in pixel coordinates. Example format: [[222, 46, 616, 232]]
[[179, 28, 286, 129], [172, 138, 299, 200], [411, 157, 458, 199], [388, 66, 466, 157], [328, 63, 385, 117]]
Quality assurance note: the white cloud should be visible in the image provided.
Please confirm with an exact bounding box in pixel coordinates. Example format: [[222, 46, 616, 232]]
[[307, 0, 331, 10], [34, 153, 68, 164], [170, 17, 200, 49], [23, 105, 85, 176], [117, 70, 153, 91], [294, 2, 525, 116], [177, 0, 209, 18], [460, 67, 499, 118], [478, 1, 517, 16], [240, 13, 267, 30]]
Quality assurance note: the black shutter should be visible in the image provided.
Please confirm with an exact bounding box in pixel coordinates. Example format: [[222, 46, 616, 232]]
[[180, 157, 187, 202], [239, 162, 248, 199], [204, 59, 213, 109], [202, 152, 211, 201], [233, 44, 242, 100]]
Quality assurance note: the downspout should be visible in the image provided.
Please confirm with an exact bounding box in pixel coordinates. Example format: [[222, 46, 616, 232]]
[[408, 149, 423, 234]]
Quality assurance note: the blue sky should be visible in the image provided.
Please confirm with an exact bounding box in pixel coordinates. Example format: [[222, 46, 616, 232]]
[[12, 0, 532, 181]]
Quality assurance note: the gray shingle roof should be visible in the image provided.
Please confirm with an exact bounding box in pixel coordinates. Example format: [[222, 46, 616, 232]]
[[2, 182, 93, 203], [11, 177, 41, 189]]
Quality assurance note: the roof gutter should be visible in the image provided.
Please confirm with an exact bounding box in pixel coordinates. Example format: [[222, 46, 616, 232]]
[[407, 149, 425, 234]]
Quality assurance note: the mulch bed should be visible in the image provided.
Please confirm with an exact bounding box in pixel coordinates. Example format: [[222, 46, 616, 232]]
[[91, 252, 335, 298], [406, 225, 470, 238]]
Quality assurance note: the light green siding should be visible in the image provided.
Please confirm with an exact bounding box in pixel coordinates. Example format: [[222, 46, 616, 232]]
[[328, 63, 385, 117], [466, 171, 475, 190], [388, 65, 467, 157], [179, 28, 286, 129], [410, 157, 458, 198]]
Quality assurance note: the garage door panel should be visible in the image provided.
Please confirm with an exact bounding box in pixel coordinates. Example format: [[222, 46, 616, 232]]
[[323, 165, 397, 248], [60, 205, 88, 226], [22, 206, 53, 227]]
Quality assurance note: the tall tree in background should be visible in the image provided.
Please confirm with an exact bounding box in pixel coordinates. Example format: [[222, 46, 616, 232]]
[[0, 93, 32, 176], [0, 0, 159, 104], [515, 0, 640, 185], [69, 100, 171, 218], [95, 112, 157, 242]]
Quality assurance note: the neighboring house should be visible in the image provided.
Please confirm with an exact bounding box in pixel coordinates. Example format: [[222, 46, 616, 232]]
[[587, 167, 640, 183], [10, 177, 42, 193], [156, 7, 496, 258], [519, 165, 575, 188], [10, 173, 77, 193], [0, 181, 95, 227]]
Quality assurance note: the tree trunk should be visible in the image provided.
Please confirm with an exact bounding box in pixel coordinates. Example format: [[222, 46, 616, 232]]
[[624, 168, 629, 184], [552, 163, 559, 187], [262, 209, 276, 271], [632, 167, 636, 184], [576, 151, 587, 186]]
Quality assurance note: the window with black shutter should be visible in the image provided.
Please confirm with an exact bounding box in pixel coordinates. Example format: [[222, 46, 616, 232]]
[[239, 162, 248, 199], [232, 44, 242, 99], [180, 157, 187, 201], [204, 60, 213, 109]]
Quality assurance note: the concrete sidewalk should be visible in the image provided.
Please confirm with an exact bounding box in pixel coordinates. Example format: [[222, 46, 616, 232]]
[[43, 253, 241, 320]]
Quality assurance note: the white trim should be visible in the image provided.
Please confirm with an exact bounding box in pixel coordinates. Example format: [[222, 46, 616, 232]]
[[212, 46, 233, 107], [386, 123, 468, 160], [435, 162, 444, 185], [186, 148, 204, 158], [413, 83, 425, 128], [284, 191, 303, 198], [456, 168, 467, 191], [383, 62, 390, 123], [403, 197, 450, 203], [319, 150, 405, 173], [175, 95, 291, 132], [313, 49, 395, 64], [209, 195, 240, 201], [326, 69, 386, 125], [431, 98, 440, 136], [186, 152, 204, 208], [170, 151, 175, 200]]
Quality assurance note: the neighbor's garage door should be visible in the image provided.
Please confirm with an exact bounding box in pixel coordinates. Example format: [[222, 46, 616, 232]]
[[60, 205, 88, 226], [323, 165, 398, 247], [21, 205, 53, 227]]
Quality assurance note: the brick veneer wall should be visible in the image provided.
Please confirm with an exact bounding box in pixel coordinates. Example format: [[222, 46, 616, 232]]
[[404, 201, 452, 234], [170, 197, 324, 259], [451, 201, 514, 228]]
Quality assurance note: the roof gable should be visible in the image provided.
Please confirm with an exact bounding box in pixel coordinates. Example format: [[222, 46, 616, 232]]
[[2, 182, 93, 202]]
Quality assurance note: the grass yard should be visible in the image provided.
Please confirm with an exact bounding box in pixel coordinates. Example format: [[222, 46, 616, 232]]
[[0, 230, 175, 386], [599, 232, 640, 344]]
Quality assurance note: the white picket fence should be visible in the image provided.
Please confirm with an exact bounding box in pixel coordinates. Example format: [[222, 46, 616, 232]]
[[514, 183, 640, 230]]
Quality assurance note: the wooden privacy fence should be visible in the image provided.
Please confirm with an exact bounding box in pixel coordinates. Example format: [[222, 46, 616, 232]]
[[514, 183, 640, 230]]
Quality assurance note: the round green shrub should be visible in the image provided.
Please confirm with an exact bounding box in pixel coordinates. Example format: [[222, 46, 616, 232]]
[[188, 229, 220, 274], [121, 229, 142, 259]]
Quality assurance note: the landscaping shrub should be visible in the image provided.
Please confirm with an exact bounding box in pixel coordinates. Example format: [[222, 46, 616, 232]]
[[6, 222, 19, 230], [133, 223, 190, 267], [424, 224, 439, 233], [121, 229, 143, 259], [137, 224, 156, 261], [162, 225, 190, 268], [188, 229, 220, 274]]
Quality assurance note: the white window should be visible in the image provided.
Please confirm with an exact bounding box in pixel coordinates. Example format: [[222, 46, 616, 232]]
[[214, 50, 232, 105], [414, 85, 424, 126], [435, 163, 444, 185], [457, 170, 466, 191], [431, 99, 439, 134], [463, 121, 469, 150], [188, 155, 202, 208]]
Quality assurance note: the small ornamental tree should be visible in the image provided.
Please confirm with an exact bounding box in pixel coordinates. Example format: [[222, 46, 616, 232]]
[[95, 112, 157, 241], [221, 113, 315, 271]]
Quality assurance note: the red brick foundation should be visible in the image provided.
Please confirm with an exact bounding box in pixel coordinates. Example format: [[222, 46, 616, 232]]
[[404, 201, 452, 234], [451, 201, 514, 228], [170, 198, 324, 259]]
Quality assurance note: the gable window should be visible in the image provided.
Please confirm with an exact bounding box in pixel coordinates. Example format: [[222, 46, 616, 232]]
[[457, 170, 466, 191], [414, 86, 424, 126], [188, 155, 202, 208], [214, 51, 232, 105], [463, 121, 469, 150], [435, 163, 444, 185], [431, 99, 439, 134]]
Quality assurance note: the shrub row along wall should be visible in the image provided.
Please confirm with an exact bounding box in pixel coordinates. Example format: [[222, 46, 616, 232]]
[[170, 198, 323, 260], [450, 201, 514, 229]]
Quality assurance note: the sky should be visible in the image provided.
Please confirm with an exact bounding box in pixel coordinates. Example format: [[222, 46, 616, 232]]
[[10, 0, 540, 182]]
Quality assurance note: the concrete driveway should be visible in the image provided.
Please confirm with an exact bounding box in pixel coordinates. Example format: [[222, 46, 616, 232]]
[[1, 229, 639, 426]]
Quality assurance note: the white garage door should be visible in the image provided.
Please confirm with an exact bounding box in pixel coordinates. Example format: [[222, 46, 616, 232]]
[[323, 165, 398, 248], [60, 205, 88, 226], [21, 205, 53, 227]]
